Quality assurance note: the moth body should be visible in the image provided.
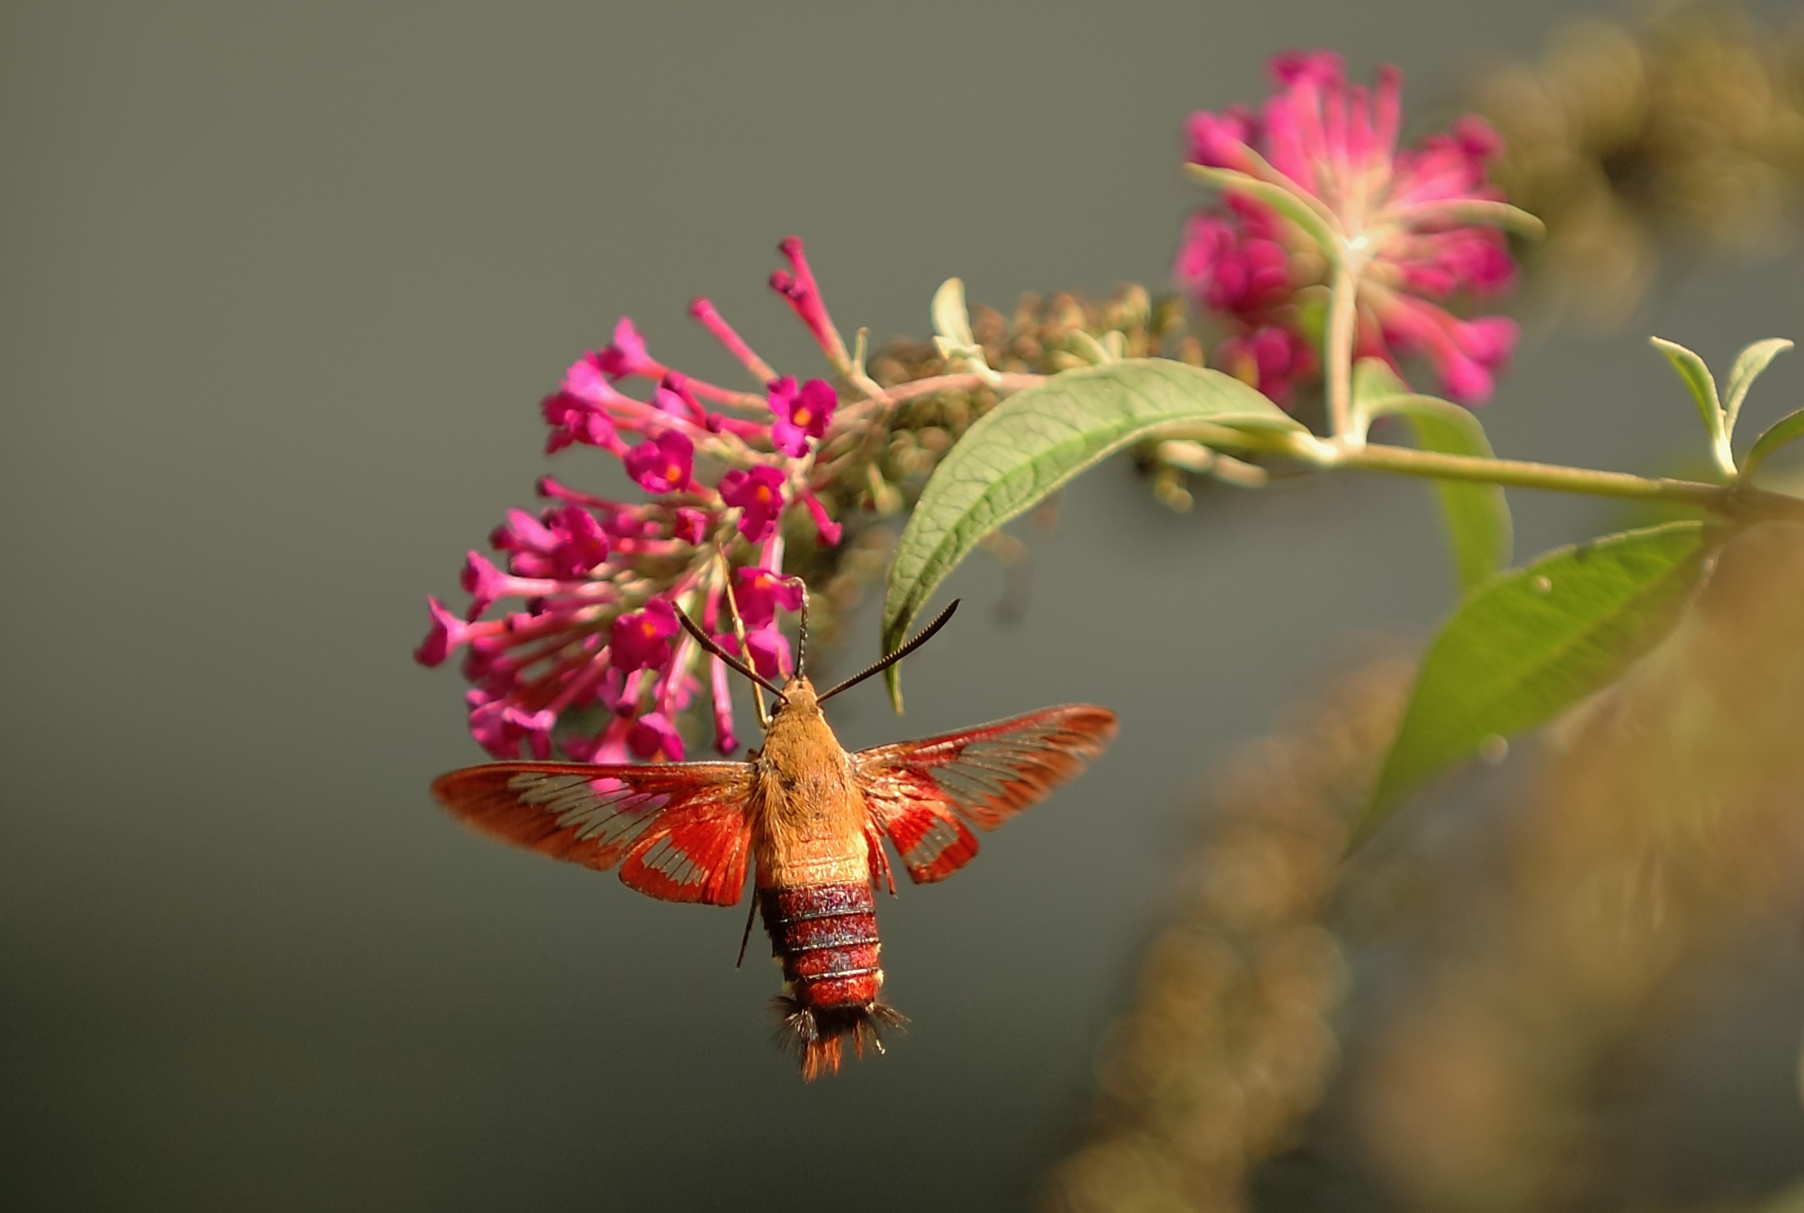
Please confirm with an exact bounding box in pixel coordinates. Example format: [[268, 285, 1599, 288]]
[[746, 676, 899, 1077], [431, 666, 1116, 1079]]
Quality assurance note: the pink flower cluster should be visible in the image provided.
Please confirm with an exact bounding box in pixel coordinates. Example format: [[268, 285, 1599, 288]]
[[416, 238, 852, 764], [1176, 51, 1520, 406]]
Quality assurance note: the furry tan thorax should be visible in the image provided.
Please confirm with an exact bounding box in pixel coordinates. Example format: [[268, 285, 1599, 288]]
[[748, 676, 871, 890]]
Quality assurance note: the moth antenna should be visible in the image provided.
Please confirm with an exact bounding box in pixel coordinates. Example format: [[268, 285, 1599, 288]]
[[735, 894, 758, 969], [716, 550, 770, 729], [794, 582, 810, 681], [817, 599, 961, 704], [674, 605, 785, 699]]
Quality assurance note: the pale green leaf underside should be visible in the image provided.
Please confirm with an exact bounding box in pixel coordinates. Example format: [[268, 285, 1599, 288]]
[[1743, 406, 1804, 483], [1723, 337, 1793, 437], [1358, 521, 1713, 842], [1353, 362, 1511, 592], [1184, 163, 1338, 259], [931, 277, 975, 348], [1650, 336, 1723, 445], [1390, 198, 1547, 238], [881, 358, 1301, 709]]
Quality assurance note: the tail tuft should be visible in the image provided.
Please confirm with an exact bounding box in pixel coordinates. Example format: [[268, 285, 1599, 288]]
[[772, 997, 908, 1081]]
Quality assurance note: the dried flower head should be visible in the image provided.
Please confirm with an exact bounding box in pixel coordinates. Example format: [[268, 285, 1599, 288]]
[[1473, 10, 1804, 324]]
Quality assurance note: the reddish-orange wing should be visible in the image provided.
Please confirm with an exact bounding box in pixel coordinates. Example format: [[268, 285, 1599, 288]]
[[852, 705, 1117, 883], [431, 761, 754, 905]]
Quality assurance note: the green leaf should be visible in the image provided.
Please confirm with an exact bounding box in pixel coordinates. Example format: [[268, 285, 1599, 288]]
[[1742, 406, 1804, 483], [1353, 362, 1511, 592], [1398, 401, 1514, 591], [881, 358, 1302, 709], [1348, 357, 1412, 436], [1750, 1178, 1804, 1213], [1357, 521, 1715, 842], [1184, 161, 1340, 261], [1650, 336, 1726, 469], [1722, 337, 1793, 438], [1389, 198, 1547, 239]]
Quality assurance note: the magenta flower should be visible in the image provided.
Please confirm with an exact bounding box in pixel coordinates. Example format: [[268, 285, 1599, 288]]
[[733, 566, 805, 629], [652, 373, 709, 426], [769, 236, 849, 371], [596, 317, 662, 382], [563, 352, 621, 405], [1214, 325, 1318, 406], [610, 598, 679, 673], [561, 724, 631, 766], [743, 625, 790, 681], [627, 711, 685, 762], [673, 508, 709, 546], [690, 296, 778, 384], [490, 505, 610, 580], [768, 377, 837, 456], [1175, 209, 1296, 317], [545, 506, 610, 578], [414, 596, 475, 666], [417, 236, 855, 763], [797, 487, 842, 546], [1178, 51, 1527, 408], [708, 654, 739, 756], [623, 430, 695, 493], [718, 465, 786, 543], [540, 389, 620, 454], [459, 551, 517, 616]]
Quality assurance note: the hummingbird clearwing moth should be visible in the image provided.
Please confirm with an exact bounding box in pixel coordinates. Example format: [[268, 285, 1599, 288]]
[[432, 598, 1117, 1079]]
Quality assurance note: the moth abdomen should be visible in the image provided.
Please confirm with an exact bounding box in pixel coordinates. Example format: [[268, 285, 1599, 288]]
[[760, 882, 902, 1079]]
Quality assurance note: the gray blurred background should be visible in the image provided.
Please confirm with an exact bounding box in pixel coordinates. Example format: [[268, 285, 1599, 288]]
[[3, 1, 1801, 1209]]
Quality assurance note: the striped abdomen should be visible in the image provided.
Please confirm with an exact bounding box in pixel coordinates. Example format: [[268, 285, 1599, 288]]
[[760, 882, 903, 1079]]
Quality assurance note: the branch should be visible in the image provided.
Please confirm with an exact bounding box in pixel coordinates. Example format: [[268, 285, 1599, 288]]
[[1156, 422, 1804, 525]]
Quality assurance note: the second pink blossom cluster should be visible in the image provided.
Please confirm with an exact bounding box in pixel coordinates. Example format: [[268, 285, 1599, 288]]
[[1176, 51, 1520, 408]]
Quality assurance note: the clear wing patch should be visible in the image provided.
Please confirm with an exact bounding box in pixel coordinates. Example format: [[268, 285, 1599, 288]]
[[432, 761, 754, 905], [509, 771, 673, 856]]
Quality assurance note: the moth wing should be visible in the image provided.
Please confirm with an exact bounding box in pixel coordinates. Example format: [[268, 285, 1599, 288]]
[[431, 761, 755, 906], [852, 705, 1117, 884]]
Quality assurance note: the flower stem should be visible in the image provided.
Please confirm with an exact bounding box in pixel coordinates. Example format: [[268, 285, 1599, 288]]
[[1325, 250, 1366, 444], [836, 371, 1044, 421], [1327, 441, 1731, 509], [1156, 421, 1804, 523]]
